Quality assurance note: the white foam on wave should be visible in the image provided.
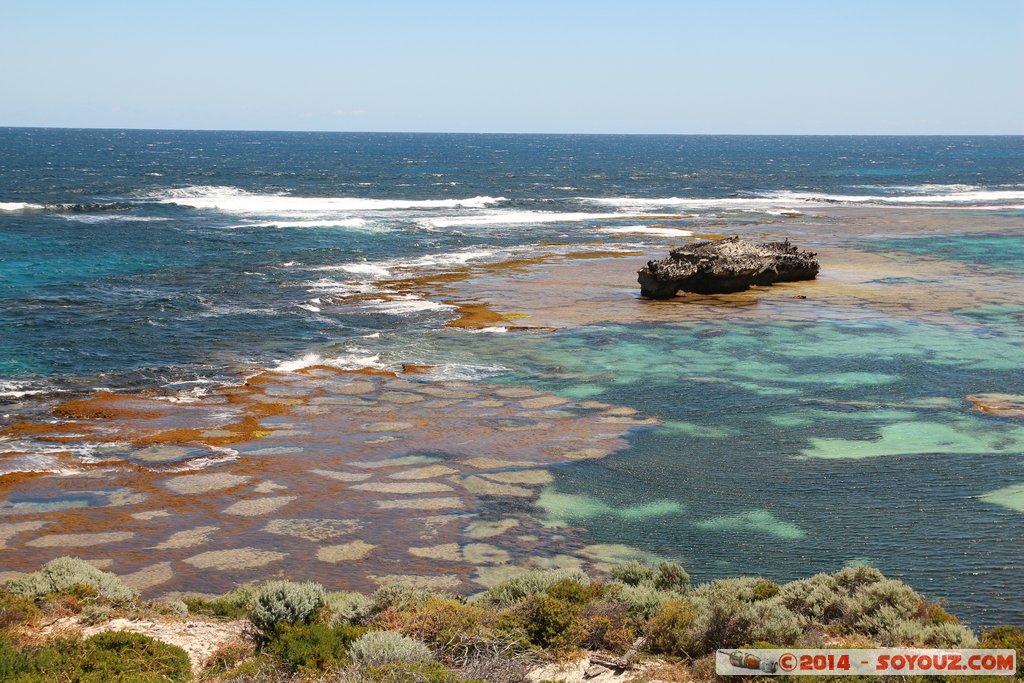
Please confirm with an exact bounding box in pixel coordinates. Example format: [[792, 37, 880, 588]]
[[0, 202, 46, 211], [584, 188, 1024, 209], [233, 218, 372, 229], [154, 185, 505, 213], [311, 248, 498, 281], [302, 279, 386, 296], [363, 295, 455, 315], [0, 380, 63, 399], [769, 189, 1024, 205], [61, 215, 171, 223], [598, 226, 694, 237], [420, 211, 637, 229], [272, 350, 386, 373]]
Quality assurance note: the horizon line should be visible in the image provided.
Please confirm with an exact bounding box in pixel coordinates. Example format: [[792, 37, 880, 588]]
[[2, 125, 1023, 137]]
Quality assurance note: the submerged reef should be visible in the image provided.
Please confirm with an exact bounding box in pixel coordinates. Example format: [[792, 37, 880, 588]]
[[637, 237, 820, 298]]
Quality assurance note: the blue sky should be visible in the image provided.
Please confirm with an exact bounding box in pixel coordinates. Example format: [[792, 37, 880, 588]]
[[2, 0, 1021, 134]]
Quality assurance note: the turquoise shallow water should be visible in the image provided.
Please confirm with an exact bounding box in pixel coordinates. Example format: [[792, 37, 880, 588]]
[[370, 310, 1024, 626]]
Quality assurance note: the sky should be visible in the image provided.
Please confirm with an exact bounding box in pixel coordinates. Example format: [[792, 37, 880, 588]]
[[1, 0, 1022, 134]]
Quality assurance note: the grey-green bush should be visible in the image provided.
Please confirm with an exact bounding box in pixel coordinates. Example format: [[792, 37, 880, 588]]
[[611, 583, 683, 620], [249, 580, 326, 634], [474, 569, 589, 607], [370, 582, 435, 614], [688, 578, 802, 653], [610, 561, 656, 587], [653, 561, 691, 593], [347, 630, 434, 666], [6, 557, 136, 602], [326, 590, 374, 626]]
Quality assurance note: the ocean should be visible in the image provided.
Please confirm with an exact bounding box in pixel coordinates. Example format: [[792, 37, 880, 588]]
[[1, 129, 1023, 627]]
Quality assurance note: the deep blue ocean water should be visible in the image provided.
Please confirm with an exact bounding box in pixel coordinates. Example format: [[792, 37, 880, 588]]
[[2, 129, 1024, 625]]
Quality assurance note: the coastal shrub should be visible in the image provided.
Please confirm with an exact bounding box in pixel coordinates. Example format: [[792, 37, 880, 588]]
[[326, 590, 374, 626], [653, 562, 691, 593], [6, 557, 136, 603], [78, 604, 111, 626], [610, 561, 656, 587], [646, 599, 699, 656], [779, 573, 848, 624], [348, 630, 434, 666], [371, 595, 533, 669], [545, 578, 604, 606], [832, 564, 885, 591], [579, 601, 636, 654], [203, 640, 255, 676], [611, 583, 682, 620], [980, 625, 1024, 679], [0, 591, 39, 630], [352, 660, 484, 683], [249, 580, 326, 635], [370, 582, 434, 614], [0, 631, 190, 682], [516, 594, 587, 653], [475, 569, 589, 607], [183, 584, 257, 619], [265, 622, 364, 672], [688, 578, 801, 654]]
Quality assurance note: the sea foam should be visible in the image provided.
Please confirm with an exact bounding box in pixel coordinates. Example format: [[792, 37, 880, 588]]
[[155, 185, 505, 213]]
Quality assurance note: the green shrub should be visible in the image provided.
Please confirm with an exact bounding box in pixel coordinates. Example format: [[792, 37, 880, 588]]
[[370, 582, 434, 614], [0, 591, 39, 631], [265, 622, 363, 672], [653, 562, 691, 593], [6, 557, 136, 603], [78, 604, 111, 626], [579, 601, 636, 654], [326, 590, 375, 625], [202, 640, 254, 676], [475, 569, 589, 607], [750, 579, 781, 601], [779, 573, 847, 624], [688, 578, 801, 654], [357, 660, 483, 683], [646, 599, 698, 656], [980, 625, 1024, 679], [516, 594, 586, 653], [183, 584, 257, 619], [249, 580, 326, 635], [832, 564, 884, 591], [545, 578, 603, 606], [610, 561, 656, 587], [348, 630, 434, 666], [0, 631, 190, 682], [610, 583, 681, 620]]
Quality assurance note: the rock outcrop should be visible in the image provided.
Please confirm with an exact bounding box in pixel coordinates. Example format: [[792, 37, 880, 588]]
[[638, 237, 819, 298]]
